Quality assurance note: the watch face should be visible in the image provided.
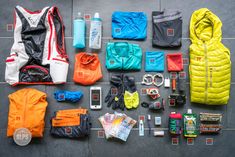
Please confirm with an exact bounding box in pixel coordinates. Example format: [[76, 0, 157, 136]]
[[91, 90, 100, 106]]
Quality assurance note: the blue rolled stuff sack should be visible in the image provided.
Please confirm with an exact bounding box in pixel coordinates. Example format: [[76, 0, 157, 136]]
[[54, 90, 83, 103], [145, 51, 165, 72], [112, 12, 147, 40]]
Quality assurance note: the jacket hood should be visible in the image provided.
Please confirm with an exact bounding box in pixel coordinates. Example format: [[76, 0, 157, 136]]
[[8, 88, 47, 106], [190, 8, 222, 44]]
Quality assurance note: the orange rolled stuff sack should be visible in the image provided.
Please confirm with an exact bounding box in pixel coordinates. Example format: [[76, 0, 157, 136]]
[[7, 88, 48, 137], [73, 52, 103, 85]]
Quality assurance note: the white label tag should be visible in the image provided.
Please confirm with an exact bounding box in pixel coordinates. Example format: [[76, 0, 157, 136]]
[[172, 138, 179, 145], [187, 138, 194, 145], [7, 24, 13, 32], [206, 138, 214, 145], [97, 130, 105, 138]]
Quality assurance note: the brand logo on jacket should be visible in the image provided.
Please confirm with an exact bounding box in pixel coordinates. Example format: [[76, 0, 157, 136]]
[[110, 60, 115, 65], [196, 56, 203, 62], [15, 116, 21, 121], [115, 28, 121, 34], [28, 17, 37, 25]]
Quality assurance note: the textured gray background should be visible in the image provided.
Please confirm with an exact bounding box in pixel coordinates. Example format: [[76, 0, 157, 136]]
[[0, 0, 235, 157]]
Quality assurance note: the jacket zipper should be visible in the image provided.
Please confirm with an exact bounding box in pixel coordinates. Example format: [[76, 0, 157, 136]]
[[203, 43, 208, 103], [122, 57, 124, 69], [210, 67, 213, 87]]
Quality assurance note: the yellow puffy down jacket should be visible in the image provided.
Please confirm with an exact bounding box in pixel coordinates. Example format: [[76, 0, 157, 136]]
[[189, 8, 231, 105]]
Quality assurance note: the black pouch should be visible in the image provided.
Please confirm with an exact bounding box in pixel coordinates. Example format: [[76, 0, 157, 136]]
[[19, 64, 52, 82], [152, 10, 182, 48], [50, 113, 91, 138]]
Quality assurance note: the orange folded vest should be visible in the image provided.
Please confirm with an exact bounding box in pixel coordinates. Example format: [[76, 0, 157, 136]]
[[7, 88, 48, 137], [73, 52, 103, 85]]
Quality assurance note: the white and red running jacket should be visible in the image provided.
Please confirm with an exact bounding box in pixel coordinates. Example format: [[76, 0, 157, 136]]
[[5, 6, 69, 85]]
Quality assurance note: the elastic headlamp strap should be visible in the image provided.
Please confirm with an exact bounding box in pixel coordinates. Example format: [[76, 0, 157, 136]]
[[141, 74, 153, 85], [153, 73, 164, 87]]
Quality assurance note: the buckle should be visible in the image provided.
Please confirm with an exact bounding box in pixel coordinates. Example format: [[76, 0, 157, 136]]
[[141, 74, 153, 86]]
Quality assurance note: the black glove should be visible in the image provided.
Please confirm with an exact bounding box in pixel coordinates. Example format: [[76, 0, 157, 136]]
[[105, 74, 125, 110], [123, 75, 136, 92]]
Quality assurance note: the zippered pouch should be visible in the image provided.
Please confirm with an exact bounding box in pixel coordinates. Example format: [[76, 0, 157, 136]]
[[19, 65, 52, 82]]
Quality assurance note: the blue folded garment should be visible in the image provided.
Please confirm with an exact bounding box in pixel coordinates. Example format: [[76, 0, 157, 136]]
[[145, 52, 165, 72], [112, 12, 147, 40], [54, 90, 83, 103]]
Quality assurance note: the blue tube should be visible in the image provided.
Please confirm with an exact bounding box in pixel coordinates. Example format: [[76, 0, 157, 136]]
[[73, 15, 86, 48]]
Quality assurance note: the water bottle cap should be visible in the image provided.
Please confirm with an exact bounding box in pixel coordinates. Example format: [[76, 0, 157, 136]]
[[77, 12, 82, 18], [187, 109, 192, 114], [94, 12, 100, 18]]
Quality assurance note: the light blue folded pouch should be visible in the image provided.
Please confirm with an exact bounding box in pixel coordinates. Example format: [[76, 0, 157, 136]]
[[145, 51, 164, 72]]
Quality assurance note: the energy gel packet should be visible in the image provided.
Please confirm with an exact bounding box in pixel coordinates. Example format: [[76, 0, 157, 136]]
[[183, 109, 197, 138]]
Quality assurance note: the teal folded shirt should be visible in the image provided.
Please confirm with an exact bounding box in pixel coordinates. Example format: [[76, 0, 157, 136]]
[[106, 42, 142, 70], [145, 51, 164, 72]]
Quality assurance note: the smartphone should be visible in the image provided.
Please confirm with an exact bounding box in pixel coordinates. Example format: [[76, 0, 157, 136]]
[[90, 87, 102, 110]]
